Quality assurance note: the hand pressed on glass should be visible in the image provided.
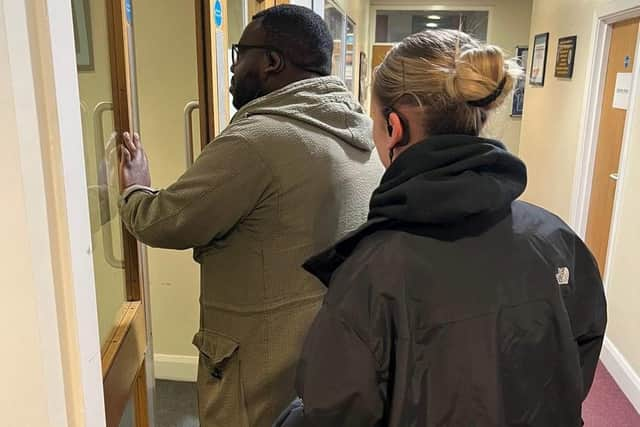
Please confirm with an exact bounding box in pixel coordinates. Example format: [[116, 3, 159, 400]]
[[119, 132, 151, 191]]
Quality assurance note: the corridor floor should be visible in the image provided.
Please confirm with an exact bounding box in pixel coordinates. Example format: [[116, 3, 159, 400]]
[[155, 362, 640, 426]]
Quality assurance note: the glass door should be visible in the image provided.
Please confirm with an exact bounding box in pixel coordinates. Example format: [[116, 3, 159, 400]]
[[71, 0, 152, 425]]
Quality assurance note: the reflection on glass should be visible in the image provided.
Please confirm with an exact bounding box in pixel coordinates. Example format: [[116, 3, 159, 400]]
[[375, 10, 489, 43], [325, 5, 345, 78], [345, 19, 356, 92], [72, 0, 128, 348]]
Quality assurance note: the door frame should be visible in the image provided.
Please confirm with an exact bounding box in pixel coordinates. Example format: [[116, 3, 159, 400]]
[[570, 1, 640, 285]]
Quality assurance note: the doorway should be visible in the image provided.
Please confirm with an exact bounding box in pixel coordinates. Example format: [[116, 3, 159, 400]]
[[573, 5, 640, 279], [585, 18, 640, 273]]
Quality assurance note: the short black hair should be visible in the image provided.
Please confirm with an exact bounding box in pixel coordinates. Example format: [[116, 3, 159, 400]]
[[253, 5, 333, 76]]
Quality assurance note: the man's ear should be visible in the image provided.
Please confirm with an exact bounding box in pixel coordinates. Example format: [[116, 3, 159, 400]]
[[265, 50, 285, 74]]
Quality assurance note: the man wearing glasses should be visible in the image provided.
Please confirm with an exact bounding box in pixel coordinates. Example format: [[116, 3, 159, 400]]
[[119, 5, 382, 427]]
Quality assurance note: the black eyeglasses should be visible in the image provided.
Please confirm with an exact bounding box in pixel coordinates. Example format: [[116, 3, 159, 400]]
[[231, 43, 284, 66]]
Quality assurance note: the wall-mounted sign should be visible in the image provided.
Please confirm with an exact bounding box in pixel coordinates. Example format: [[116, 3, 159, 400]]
[[613, 72, 632, 110], [555, 36, 577, 78], [530, 32, 549, 87], [125, 0, 132, 24], [214, 0, 223, 28]]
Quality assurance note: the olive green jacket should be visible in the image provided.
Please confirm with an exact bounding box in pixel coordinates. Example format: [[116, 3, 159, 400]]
[[120, 76, 383, 426]]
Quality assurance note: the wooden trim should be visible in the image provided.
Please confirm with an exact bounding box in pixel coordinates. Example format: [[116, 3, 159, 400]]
[[106, 0, 143, 301], [134, 361, 150, 427], [196, 0, 215, 148], [103, 302, 147, 427]]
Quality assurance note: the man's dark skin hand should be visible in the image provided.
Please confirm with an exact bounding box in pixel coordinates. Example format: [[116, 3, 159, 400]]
[[119, 131, 151, 191]]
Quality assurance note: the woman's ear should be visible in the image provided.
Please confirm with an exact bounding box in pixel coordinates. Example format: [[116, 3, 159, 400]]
[[386, 110, 405, 151]]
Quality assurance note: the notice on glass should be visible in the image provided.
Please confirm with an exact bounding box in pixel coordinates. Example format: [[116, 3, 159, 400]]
[[613, 73, 632, 110]]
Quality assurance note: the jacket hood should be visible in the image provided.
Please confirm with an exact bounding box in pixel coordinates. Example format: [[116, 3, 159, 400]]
[[304, 135, 528, 286], [232, 76, 373, 152], [369, 134, 527, 225]]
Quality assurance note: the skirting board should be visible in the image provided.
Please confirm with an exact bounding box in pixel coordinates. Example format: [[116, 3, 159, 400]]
[[154, 353, 198, 382], [600, 337, 640, 414]]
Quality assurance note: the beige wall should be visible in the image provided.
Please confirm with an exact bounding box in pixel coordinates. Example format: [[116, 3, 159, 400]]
[[518, 0, 611, 222], [369, 0, 533, 153], [519, 0, 640, 403], [606, 84, 640, 384]]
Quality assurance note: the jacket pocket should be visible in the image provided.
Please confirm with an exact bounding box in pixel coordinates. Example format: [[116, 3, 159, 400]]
[[192, 330, 250, 427]]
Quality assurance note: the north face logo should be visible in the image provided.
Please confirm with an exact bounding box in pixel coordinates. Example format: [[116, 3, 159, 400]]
[[556, 267, 570, 285]]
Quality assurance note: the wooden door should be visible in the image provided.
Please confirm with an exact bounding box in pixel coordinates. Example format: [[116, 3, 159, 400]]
[[72, 0, 152, 425], [586, 18, 640, 272], [371, 44, 392, 77]]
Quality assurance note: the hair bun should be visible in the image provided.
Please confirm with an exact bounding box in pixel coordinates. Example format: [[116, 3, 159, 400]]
[[445, 45, 522, 110]]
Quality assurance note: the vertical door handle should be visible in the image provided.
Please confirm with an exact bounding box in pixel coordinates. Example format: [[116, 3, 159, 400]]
[[184, 101, 199, 168], [93, 101, 125, 270]]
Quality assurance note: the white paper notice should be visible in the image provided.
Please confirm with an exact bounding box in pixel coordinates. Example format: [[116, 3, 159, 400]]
[[613, 73, 632, 110]]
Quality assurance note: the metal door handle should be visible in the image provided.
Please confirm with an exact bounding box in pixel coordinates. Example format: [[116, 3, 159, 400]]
[[184, 101, 199, 168], [93, 101, 124, 270], [609, 172, 619, 182]]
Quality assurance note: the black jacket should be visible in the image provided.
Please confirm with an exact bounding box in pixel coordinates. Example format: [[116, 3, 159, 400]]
[[277, 135, 606, 427]]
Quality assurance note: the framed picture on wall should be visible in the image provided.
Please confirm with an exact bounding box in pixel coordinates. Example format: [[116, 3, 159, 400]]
[[358, 51, 369, 105], [555, 36, 577, 78], [71, 0, 94, 71], [512, 46, 529, 117], [530, 32, 549, 86]]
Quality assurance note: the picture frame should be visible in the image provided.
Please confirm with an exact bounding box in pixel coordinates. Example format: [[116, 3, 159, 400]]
[[555, 36, 577, 79], [512, 46, 529, 117], [71, 0, 94, 72], [358, 51, 369, 105], [530, 32, 549, 86]]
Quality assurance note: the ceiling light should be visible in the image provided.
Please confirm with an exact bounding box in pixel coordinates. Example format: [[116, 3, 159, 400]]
[[426, 22, 439, 28], [427, 15, 441, 20]]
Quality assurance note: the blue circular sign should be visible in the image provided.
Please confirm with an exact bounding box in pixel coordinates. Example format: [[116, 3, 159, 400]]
[[125, 0, 132, 23], [214, 0, 223, 27]]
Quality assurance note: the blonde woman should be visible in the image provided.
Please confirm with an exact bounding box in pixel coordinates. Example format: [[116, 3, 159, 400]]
[[275, 29, 606, 427]]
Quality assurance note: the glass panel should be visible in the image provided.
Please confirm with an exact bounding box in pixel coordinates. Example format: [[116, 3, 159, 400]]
[[119, 393, 136, 427], [375, 10, 489, 43], [345, 19, 356, 92], [72, 0, 128, 348], [325, 4, 345, 78]]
